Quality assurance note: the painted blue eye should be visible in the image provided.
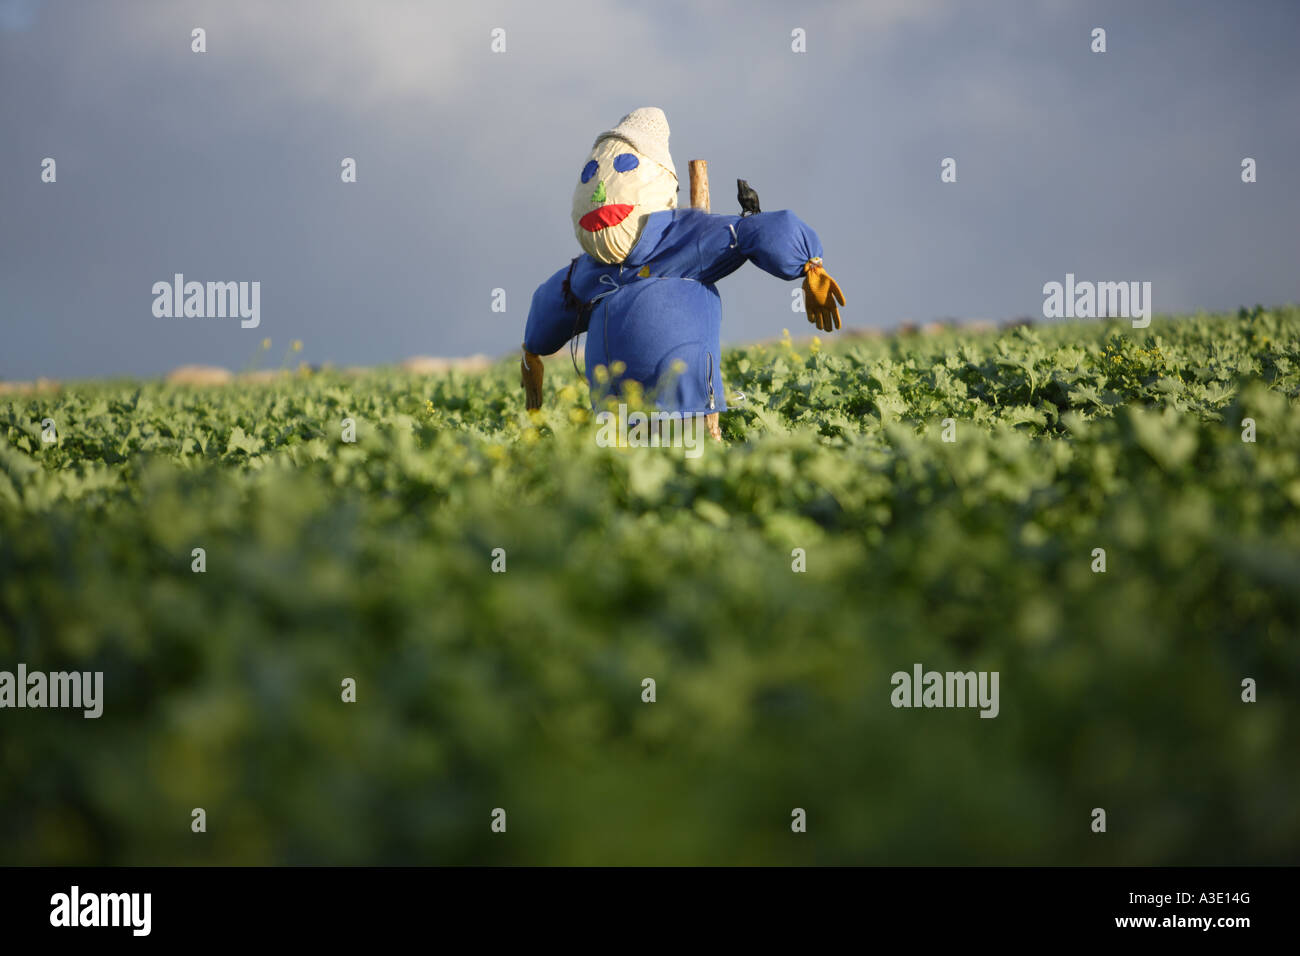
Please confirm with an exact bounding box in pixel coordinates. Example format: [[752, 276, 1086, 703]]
[[613, 153, 640, 173], [581, 160, 598, 183]]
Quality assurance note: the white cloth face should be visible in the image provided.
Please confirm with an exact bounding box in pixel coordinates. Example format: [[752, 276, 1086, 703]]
[[572, 136, 678, 265]]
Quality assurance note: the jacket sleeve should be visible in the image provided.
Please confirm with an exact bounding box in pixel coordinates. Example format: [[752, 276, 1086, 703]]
[[523, 265, 582, 356], [696, 210, 825, 284], [735, 209, 824, 279]]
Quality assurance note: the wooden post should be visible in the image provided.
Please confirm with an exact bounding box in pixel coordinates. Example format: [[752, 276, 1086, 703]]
[[688, 160, 722, 442], [688, 159, 710, 213]]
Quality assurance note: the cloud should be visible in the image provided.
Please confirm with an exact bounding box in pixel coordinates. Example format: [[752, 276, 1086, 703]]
[[0, 0, 41, 32], [104, 0, 675, 115], [2, 0, 1298, 379]]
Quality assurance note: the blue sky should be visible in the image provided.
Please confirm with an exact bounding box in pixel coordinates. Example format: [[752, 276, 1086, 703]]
[[2, 0, 1297, 379]]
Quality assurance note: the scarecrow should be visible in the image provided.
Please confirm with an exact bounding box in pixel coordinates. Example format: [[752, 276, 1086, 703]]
[[521, 107, 845, 435]]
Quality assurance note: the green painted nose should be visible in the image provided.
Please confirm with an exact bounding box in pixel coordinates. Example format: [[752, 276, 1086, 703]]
[[590, 180, 606, 203]]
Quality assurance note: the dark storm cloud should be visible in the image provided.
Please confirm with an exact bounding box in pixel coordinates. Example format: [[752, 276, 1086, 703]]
[[1, 0, 1297, 379]]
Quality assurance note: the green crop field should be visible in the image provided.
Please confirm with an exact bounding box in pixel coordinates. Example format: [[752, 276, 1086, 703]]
[[2, 307, 1298, 865]]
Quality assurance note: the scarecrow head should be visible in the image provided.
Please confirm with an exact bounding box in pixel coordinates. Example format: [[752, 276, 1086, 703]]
[[572, 107, 679, 264]]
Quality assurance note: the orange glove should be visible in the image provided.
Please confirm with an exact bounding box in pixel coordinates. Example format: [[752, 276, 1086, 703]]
[[802, 258, 846, 332], [521, 346, 544, 410]]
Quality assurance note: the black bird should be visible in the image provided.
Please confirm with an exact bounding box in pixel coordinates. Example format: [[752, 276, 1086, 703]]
[[737, 179, 761, 217]]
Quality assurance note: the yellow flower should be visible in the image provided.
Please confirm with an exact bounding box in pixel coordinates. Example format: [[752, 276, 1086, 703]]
[[779, 327, 800, 359], [261, 338, 271, 350], [291, 340, 303, 352]]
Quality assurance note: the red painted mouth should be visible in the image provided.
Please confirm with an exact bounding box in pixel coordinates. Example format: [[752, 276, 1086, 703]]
[[579, 204, 634, 232]]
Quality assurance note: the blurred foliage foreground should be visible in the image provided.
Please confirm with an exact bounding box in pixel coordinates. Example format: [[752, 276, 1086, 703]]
[[1, 308, 1298, 864]]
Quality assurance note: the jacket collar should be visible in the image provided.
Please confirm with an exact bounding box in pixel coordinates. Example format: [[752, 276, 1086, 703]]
[[622, 208, 678, 267]]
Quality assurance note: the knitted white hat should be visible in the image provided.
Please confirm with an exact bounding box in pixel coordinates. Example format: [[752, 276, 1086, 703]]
[[593, 107, 677, 181]]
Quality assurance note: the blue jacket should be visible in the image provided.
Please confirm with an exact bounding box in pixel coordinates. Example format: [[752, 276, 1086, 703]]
[[523, 208, 823, 414]]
